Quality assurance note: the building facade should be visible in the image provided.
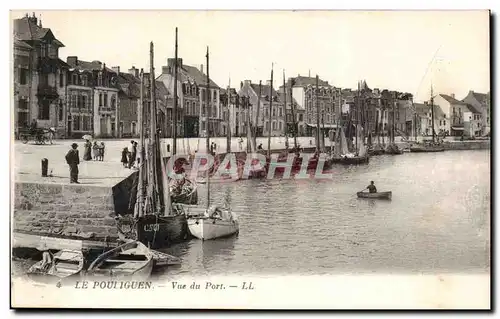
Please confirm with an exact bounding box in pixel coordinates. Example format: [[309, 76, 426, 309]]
[[461, 90, 490, 136], [157, 58, 222, 138], [239, 80, 285, 137], [13, 13, 69, 137], [66, 56, 120, 138]]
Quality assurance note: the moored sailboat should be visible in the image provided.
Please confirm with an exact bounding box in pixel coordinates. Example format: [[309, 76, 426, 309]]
[[116, 41, 188, 249], [410, 85, 445, 153], [186, 47, 240, 241]]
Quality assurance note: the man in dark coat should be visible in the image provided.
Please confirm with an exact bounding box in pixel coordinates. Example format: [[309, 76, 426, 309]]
[[65, 143, 80, 183]]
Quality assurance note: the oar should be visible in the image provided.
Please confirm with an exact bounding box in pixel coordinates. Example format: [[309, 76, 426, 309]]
[[358, 188, 367, 193]]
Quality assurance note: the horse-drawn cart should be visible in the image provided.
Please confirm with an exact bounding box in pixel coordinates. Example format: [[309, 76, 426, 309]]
[[18, 127, 54, 145]]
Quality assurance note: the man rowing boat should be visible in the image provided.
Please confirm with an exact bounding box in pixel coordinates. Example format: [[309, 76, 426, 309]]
[[365, 181, 377, 193]]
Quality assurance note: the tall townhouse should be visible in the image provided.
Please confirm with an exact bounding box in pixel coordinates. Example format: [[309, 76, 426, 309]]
[[13, 13, 68, 137]]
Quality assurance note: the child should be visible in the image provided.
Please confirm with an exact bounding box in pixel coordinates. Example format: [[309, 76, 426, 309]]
[[99, 142, 105, 161], [92, 141, 99, 160], [121, 147, 128, 167]]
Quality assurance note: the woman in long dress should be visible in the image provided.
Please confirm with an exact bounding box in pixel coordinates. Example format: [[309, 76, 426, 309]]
[[83, 139, 92, 161]]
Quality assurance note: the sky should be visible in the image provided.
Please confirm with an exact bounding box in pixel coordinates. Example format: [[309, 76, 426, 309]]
[[12, 10, 490, 102]]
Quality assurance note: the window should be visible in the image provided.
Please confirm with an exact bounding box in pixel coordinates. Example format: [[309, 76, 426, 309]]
[[82, 75, 87, 86], [73, 115, 81, 131], [59, 101, 63, 121], [279, 121, 282, 130], [213, 90, 217, 102], [111, 96, 116, 110], [40, 43, 47, 57], [59, 71, 64, 87], [265, 121, 270, 131], [132, 122, 137, 135], [18, 98, 28, 110], [97, 72, 103, 86], [104, 93, 108, 107], [82, 116, 90, 131], [38, 100, 50, 120], [19, 68, 28, 85], [99, 93, 103, 106]]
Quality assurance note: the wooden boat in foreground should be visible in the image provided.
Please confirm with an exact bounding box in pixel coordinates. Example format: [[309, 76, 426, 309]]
[[87, 240, 153, 280], [357, 191, 392, 200], [150, 249, 182, 267], [27, 250, 84, 284]]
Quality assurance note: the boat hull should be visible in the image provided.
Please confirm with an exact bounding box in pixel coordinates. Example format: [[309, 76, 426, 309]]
[[117, 214, 189, 249], [357, 191, 392, 200], [410, 146, 444, 153], [331, 156, 370, 165], [27, 250, 84, 285], [87, 241, 154, 280], [368, 149, 385, 156], [187, 218, 239, 241]]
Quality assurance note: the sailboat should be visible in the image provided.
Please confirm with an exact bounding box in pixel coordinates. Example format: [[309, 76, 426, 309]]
[[384, 92, 403, 155], [116, 42, 189, 249], [410, 85, 445, 153], [186, 47, 240, 241], [168, 27, 199, 204], [331, 82, 370, 165]]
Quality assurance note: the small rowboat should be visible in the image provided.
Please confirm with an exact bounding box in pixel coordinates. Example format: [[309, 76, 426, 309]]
[[357, 191, 392, 200], [27, 250, 84, 285], [87, 240, 153, 280], [150, 249, 181, 267]]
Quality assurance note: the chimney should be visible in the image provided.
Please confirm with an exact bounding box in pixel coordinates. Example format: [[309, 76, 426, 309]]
[[200, 64, 203, 74], [128, 66, 137, 76], [424, 101, 428, 106], [266, 80, 272, 87], [112, 66, 120, 74], [451, 93, 455, 99], [243, 80, 251, 87], [67, 56, 78, 66], [240, 81, 243, 89], [162, 66, 170, 75]]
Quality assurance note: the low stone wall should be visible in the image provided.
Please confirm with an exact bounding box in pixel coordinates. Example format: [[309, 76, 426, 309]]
[[13, 182, 119, 243], [443, 140, 490, 150]]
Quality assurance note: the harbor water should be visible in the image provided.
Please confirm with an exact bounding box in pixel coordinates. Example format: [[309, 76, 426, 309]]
[[160, 149, 490, 277]]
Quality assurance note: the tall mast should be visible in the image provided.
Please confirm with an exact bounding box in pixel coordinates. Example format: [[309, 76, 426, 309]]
[[226, 78, 231, 153], [431, 84, 435, 143], [355, 81, 359, 155], [205, 46, 211, 210], [283, 70, 287, 139], [150, 42, 165, 213], [173, 27, 178, 155], [290, 78, 298, 149], [254, 80, 262, 146], [267, 64, 273, 159], [392, 93, 396, 144], [134, 69, 145, 218], [315, 75, 320, 153]]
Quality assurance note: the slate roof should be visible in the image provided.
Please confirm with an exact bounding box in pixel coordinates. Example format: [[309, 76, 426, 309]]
[[439, 94, 469, 106], [472, 92, 489, 105], [68, 59, 115, 73], [181, 64, 219, 88], [250, 83, 279, 98], [286, 76, 330, 87], [465, 103, 481, 114], [14, 16, 64, 47], [14, 38, 32, 49]]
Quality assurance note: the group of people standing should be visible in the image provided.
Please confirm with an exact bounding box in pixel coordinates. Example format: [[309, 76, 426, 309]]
[[83, 139, 105, 161], [121, 141, 138, 169]]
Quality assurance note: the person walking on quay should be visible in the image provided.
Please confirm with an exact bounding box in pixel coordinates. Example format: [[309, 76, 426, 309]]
[[83, 139, 92, 161], [128, 140, 137, 168], [65, 143, 80, 184], [121, 147, 129, 167], [238, 137, 243, 151], [257, 143, 263, 150], [92, 141, 99, 160]]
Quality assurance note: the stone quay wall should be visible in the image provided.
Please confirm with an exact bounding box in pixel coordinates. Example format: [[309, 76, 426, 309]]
[[13, 182, 121, 243]]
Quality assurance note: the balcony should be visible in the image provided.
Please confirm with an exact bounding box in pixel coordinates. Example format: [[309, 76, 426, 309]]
[[36, 84, 58, 98]]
